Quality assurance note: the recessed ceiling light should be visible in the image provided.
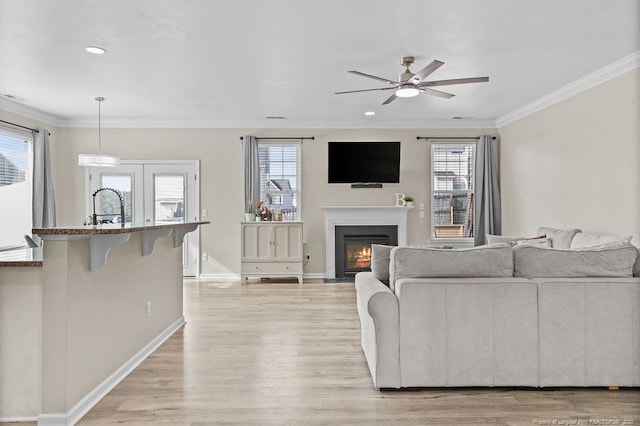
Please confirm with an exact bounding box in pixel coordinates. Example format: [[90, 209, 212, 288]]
[[364, 111, 375, 116], [85, 46, 106, 55]]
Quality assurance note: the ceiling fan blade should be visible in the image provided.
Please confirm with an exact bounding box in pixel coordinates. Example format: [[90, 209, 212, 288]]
[[420, 88, 455, 99], [349, 70, 398, 85], [335, 87, 396, 95], [382, 93, 397, 105], [419, 77, 490, 87], [410, 60, 445, 83]]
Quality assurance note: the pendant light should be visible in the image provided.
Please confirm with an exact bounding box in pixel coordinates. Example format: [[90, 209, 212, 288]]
[[78, 97, 121, 167]]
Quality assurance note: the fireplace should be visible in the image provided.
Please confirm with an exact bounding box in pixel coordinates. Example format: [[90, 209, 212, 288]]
[[322, 206, 410, 279], [335, 225, 398, 278]]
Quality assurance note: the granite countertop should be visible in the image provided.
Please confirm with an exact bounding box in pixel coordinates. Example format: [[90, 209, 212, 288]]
[[2, 221, 209, 268], [0, 247, 43, 267], [33, 220, 210, 235]]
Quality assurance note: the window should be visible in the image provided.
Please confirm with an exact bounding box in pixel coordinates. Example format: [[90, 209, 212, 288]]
[[258, 141, 301, 220], [96, 174, 133, 223], [0, 127, 33, 249], [431, 142, 475, 239]]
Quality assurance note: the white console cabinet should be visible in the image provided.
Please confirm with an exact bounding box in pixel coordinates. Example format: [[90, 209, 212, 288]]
[[241, 221, 303, 284]]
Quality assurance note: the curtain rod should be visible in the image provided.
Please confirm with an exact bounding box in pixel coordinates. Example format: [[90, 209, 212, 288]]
[[0, 119, 40, 133], [239, 136, 315, 141], [416, 136, 495, 141]]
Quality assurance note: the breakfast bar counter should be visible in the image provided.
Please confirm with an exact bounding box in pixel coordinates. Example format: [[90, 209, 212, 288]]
[[0, 220, 208, 423], [33, 221, 209, 270]]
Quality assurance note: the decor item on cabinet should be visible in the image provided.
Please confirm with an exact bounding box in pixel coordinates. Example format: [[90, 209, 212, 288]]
[[241, 221, 303, 284], [78, 97, 121, 167], [404, 195, 414, 207], [245, 202, 255, 222], [257, 202, 270, 221]]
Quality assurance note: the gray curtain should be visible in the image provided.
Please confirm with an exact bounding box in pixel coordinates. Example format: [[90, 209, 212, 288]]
[[473, 135, 501, 246], [32, 128, 56, 228], [243, 135, 259, 212]]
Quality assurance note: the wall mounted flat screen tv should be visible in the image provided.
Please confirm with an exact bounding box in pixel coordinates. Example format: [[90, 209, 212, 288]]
[[328, 141, 401, 184]]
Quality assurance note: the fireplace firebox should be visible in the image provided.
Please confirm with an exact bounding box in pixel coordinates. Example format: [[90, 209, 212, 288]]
[[335, 225, 398, 279]]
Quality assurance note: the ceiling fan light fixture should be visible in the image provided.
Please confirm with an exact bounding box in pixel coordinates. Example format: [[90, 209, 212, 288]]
[[395, 85, 419, 98]]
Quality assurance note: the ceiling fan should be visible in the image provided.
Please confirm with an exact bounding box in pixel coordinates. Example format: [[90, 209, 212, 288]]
[[335, 56, 489, 105]]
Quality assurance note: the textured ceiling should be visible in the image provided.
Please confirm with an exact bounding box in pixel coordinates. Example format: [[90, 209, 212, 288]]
[[0, 0, 638, 128]]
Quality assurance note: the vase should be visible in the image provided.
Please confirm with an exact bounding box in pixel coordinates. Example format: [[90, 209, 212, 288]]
[[406, 201, 413, 207], [244, 213, 254, 222]]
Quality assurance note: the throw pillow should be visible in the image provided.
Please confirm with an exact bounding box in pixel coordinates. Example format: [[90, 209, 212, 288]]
[[486, 234, 525, 245], [513, 236, 551, 248], [536, 226, 581, 249], [513, 241, 637, 278], [487, 234, 548, 247], [570, 232, 632, 249], [370, 244, 394, 285]]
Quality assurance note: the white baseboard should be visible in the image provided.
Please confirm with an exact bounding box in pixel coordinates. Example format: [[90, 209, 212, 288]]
[[0, 415, 38, 423], [37, 316, 186, 426], [303, 272, 326, 279], [198, 272, 240, 280]]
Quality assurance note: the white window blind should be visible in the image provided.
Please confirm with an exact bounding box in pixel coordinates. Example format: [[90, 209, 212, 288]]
[[258, 141, 301, 221], [431, 142, 475, 238], [0, 127, 33, 249]]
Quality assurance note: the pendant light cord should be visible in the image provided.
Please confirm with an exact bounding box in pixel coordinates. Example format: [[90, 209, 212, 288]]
[[96, 96, 105, 154]]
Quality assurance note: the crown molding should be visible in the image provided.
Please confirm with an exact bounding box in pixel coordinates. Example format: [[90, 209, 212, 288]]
[[496, 51, 640, 128], [59, 118, 497, 130], [0, 98, 64, 127]]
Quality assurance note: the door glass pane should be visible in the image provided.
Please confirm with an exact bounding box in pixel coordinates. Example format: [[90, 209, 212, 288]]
[[154, 175, 185, 223], [99, 175, 132, 224]]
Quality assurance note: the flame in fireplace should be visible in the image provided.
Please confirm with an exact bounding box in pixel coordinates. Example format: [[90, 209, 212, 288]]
[[354, 246, 371, 268]]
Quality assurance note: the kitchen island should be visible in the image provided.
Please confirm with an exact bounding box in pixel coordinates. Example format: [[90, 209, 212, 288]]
[[0, 221, 208, 424]]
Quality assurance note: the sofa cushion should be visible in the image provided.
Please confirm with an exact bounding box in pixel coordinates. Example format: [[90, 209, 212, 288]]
[[570, 232, 632, 249], [389, 243, 513, 289], [536, 226, 581, 249], [370, 244, 394, 285], [513, 241, 637, 278]]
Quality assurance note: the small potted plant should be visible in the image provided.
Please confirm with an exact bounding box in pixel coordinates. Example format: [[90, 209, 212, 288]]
[[404, 195, 414, 207], [244, 202, 255, 222]]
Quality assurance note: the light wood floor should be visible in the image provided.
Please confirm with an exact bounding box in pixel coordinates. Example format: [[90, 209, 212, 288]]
[[36, 279, 640, 424]]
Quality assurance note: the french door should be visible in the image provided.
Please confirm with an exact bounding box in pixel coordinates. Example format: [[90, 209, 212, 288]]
[[87, 160, 200, 276]]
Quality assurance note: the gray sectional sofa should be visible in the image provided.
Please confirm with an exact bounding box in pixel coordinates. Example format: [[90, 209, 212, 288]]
[[355, 229, 640, 389]]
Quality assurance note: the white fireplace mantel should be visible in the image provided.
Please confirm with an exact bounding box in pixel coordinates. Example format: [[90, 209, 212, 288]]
[[322, 206, 411, 279]]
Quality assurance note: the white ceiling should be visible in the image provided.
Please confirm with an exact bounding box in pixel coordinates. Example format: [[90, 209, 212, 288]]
[[0, 0, 638, 128]]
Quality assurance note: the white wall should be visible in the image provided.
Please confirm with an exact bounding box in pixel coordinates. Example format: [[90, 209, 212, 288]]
[[0, 268, 41, 419], [52, 127, 496, 276], [499, 69, 640, 239]]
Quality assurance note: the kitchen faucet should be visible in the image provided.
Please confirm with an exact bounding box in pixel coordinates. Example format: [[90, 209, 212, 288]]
[[92, 187, 125, 225]]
